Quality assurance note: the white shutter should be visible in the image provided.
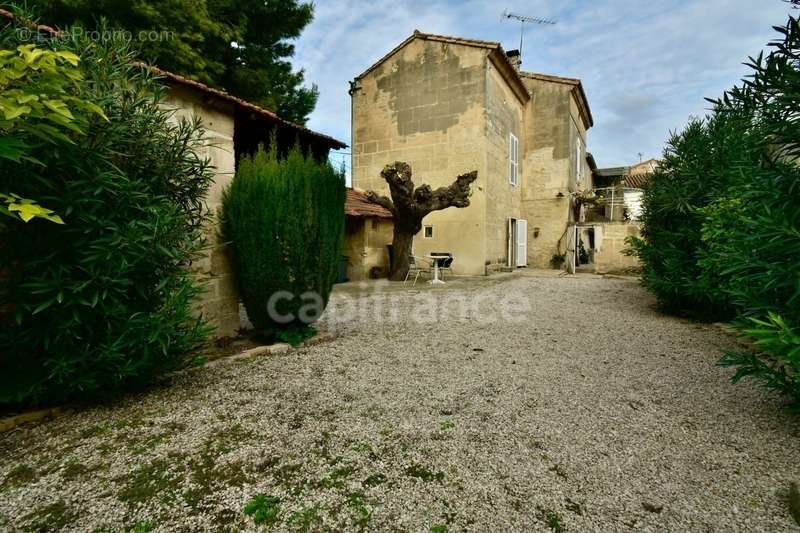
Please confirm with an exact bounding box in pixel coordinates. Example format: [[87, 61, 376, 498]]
[[516, 219, 528, 267], [509, 133, 518, 185]]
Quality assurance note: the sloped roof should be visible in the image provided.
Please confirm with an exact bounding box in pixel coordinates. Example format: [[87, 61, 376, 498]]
[[148, 66, 346, 149], [624, 173, 649, 189], [355, 30, 530, 105], [345, 189, 392, 218], [0, 8, 346, 149], [519, 71, 594, 129]]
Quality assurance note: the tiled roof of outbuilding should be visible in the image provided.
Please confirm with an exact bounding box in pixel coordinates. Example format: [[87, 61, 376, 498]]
[[345, 189, 393, 219]]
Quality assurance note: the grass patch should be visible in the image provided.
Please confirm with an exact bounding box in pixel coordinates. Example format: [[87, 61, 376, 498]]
[[60, 459, 90, 482], [22, 500, 76, 531], [405, 464, 444, 483], [347, 491, 371, 531], [117, 458, 182, 506], [319, 465, 354, 490], [287, 505, 323, 531], [2, 464, 38, 490]]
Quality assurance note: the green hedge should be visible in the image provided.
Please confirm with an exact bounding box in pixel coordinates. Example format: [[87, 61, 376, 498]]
[[222, 147, 345, 343], [0, 18, 213, 407], [631, 14, 800, 409]]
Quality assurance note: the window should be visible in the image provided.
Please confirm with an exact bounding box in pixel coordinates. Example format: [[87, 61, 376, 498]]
[[424, 225, 434, 239], [508, 133, 519, 186], [576, 137, 584, 182]]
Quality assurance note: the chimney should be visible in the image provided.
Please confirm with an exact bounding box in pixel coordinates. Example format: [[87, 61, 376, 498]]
[[506, 49, 521, 71]]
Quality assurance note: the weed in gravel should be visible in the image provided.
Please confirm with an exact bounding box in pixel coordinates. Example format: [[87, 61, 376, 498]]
[[129, 520, 155, 532], [542, 509, 565, 532], [117, 458, 182, 506], [60, 459, 90, 482], [549, 464, 568, 480], [362, 473, 387, 487], [405, 464, 445, 482], [2, 464, 38, 490], [80, 425, 110, 439], [440, 420, 455, 431], [22, 500, 76, 531], [430, 525, 448, 533], [287, 505, 323, 531], [244, 494, 281, 526], [319, 465, 355, 489], [347, 491, 371, 531]]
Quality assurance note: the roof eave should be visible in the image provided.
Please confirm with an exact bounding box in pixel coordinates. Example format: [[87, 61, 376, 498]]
[[487, 49, 530, 105]]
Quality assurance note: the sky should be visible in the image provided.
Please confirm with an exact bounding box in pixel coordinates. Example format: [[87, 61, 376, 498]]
[[293, 0, 795, 172]]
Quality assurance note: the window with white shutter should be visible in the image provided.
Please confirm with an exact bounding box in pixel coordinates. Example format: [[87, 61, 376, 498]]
[[509, 133, 519, 186]]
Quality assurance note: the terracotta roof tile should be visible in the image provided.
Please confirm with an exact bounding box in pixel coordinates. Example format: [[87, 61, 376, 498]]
[[145, 65, 346, 149], [345, 189, 392, 218]]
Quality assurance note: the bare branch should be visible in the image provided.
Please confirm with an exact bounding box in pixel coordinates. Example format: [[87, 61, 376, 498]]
[[365, 191, 396, 214]]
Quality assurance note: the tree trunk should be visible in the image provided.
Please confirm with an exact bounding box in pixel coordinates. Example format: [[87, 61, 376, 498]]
[[367, 162, 477, 281], [389, 224, 415, 281]]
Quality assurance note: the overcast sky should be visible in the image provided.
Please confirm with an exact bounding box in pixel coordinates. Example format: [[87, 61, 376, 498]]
[[293, 0, 794, 171]]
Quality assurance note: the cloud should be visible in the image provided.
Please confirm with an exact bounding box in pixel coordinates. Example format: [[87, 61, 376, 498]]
[[292, 0, 794, 168]]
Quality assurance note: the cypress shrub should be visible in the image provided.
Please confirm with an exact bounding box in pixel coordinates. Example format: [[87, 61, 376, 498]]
[[222, 146, 345, 343], [0, 19, 214, 407]]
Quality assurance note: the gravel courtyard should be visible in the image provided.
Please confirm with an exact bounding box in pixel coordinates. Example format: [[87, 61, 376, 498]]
[[1, 273, 798, 532]]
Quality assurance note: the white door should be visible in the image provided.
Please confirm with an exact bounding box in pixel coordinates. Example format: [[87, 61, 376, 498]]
[[507, 218, 515, 268], [516, 219, 528, 267], [565, 225, 576, 274]]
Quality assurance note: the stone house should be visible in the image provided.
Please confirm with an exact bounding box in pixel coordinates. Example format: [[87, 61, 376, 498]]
[[157, 69, 345, 336], [344, 189, 393, 281], [0, 8, 348, 337], [349, 31, 594, 276]]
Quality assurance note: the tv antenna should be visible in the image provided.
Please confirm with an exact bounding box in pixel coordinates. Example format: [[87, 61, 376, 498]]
[[502, 9, 556, 64]]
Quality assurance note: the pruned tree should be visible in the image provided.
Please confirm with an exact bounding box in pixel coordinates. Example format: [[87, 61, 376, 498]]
[[367, 162, 478, 281]]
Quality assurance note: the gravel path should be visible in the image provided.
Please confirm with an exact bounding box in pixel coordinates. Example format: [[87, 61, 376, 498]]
[[1, 273, 798, 532]]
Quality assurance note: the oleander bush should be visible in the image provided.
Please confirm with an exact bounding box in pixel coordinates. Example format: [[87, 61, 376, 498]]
[[631, 13, 800, 408], [221, 146, 345, 344], [0, 14, 213, 407]]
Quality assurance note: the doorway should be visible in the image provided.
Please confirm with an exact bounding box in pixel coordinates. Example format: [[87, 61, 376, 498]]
[[507, 218, 528, 268]]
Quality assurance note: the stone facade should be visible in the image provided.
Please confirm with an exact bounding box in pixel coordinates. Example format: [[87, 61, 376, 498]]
[[162, 86, 240, 337], [161, 78, 345, 337], [344, 217, 394, 281], [593, 223, 641, 274], [351, 32, 593, 275]]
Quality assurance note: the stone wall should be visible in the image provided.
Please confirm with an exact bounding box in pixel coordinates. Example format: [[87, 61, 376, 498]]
[[344, 217, 394, 281], [519, 77, 591, 268], [162, 86, 240, 337], [484, 62, 525, 267], [352, 39, 491, 275], [594, 223, 641, 274]]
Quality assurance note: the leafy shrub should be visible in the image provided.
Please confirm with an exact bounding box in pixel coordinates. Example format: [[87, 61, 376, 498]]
[[632, 12, 800, 408], [222, 146, 345, 342], [0, 17, 213, 407], [719, 313, 800, 408], [628, 109, 761, 320]]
